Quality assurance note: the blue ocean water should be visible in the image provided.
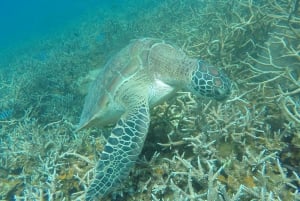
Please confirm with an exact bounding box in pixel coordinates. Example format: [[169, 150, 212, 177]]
[[0, 0, 106, 49], [0, 0, 160, 67]]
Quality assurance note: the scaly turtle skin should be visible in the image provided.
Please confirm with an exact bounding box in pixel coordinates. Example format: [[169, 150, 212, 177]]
[[77, 38, 231, 200]]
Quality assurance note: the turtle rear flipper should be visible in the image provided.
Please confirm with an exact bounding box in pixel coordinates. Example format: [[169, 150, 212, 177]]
[[85, 92, 150, 201]]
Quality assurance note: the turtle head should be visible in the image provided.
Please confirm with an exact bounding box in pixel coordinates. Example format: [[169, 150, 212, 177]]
[[189, 60, 231, 100]]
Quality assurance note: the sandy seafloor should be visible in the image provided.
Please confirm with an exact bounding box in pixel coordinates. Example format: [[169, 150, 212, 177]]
[[0, 0, 299, 200]]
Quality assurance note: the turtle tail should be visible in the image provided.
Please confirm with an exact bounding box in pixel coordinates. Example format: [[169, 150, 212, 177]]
[[85, 103, 150, 201]]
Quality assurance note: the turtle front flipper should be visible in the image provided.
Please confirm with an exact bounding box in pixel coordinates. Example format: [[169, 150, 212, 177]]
[[85, 95, 150, 201]]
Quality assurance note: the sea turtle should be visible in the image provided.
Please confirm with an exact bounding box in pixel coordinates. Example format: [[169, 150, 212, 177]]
[[77, 38, 231, 200]]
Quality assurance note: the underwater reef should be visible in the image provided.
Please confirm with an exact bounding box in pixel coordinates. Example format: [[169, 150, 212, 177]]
[[0, 0, 299, 200]]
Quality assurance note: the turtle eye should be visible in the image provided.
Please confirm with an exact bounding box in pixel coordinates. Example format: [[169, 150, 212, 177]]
[[213, 88, 227, 101]]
